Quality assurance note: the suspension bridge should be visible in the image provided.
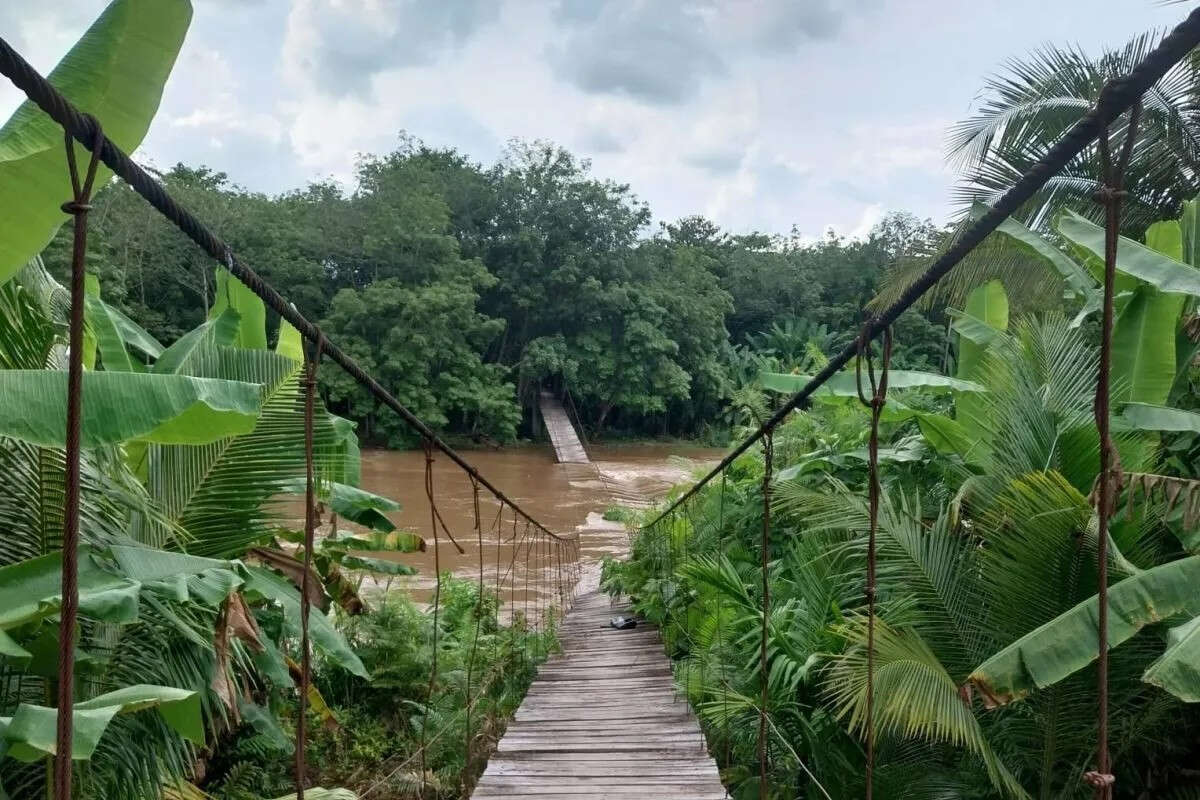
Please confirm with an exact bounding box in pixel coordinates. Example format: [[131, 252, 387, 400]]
[[2, 7, 1199, 799], [539, 391, 589, 464]]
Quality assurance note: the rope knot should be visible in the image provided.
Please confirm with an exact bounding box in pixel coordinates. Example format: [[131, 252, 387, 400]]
[[1092, 186, 1127, 205], [1082, 771, 1115, 789], [60, 201, 92, 215]]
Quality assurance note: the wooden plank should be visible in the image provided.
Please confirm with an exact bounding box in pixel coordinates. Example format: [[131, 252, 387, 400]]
[[471, 590, 727, 799]]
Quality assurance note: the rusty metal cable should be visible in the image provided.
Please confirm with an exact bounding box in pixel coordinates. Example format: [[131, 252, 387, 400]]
[[466, 476, 484, 766], [54, 122, 103, 800], [1083, 100, 1141, 799], [295, 331, 325, 799], [758, 427, 774, 800], [718, 472, 731, 771], [855, 324, 892, 800], [420, 439, 441, 794], [295, 333, 324, 800]]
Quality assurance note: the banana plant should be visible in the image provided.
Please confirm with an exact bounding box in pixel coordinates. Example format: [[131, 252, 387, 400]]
[[974, 198, 1200, 406], [956, 204, 1200, 707]]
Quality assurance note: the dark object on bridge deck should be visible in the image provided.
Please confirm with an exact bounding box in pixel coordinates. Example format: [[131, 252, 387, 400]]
[[609, 615, 637, 630]]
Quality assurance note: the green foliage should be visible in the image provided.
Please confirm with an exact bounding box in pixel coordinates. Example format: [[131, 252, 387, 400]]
[[207, 577, 554, 800], [0, 0, 191, 284], [614, 306, 1200, 798], [60, 133, 950, 443]]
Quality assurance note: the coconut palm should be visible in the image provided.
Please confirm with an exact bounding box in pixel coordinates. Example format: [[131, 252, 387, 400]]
[[950, 31, 1200, 233]]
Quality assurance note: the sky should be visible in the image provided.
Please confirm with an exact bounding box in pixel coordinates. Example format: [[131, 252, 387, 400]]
[[0, 0, 1191, 240]]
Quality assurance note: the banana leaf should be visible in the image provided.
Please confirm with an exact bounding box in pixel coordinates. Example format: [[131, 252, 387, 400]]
[[322, 530, 425, 554], [327, 483, 400, 533], [281, 479, 400, 534], [0, 370, 261, 447], [1, 684, 200, 762], [972, 202, 1098, 303], [276, 316, 304, 363], [209, 268, 267, 350], [329, 415, 361, 487], [339, 555, 416, 576], [0, 546, 243, 639], [0, 0, 192, 284], [760, 370, 983, 397], [955, 280, 1007, 451], [84, 274, 143, 372], [1058, 211, 1200, 297], [1112, 285, 1184, 407], [968, 555, 1200, 705], [243, 566, 368, 678], [152, 307, 240, 375], [949, 308, 1007, 348], [1120, 402, 1200, 434], [1143, 614, 1200, 702]]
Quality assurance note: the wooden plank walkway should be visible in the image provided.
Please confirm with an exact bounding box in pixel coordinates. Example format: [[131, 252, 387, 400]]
[[472, 591, 727, 799], [539, 392, 589, 464]]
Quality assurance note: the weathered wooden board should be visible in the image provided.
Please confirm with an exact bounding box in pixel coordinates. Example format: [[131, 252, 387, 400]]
[[471, 591, 728, 799]]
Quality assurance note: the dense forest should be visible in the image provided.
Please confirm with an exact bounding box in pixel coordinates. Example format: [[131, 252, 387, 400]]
[[44, 139, 946, 446]]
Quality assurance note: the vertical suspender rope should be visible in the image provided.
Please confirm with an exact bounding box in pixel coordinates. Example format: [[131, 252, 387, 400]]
[[296, 331, 324, 799], [758, 427, 774, 800], [466, 477, 483, 766], [420, 438, 441, 794], [55, 122, 104, 800], [856, 324, 892, 800], [718, 472, 731, 773], [1084, 100, 1141, 799]]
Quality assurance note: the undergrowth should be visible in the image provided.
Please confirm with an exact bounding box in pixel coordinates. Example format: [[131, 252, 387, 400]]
[[203, 574, 558, 799]]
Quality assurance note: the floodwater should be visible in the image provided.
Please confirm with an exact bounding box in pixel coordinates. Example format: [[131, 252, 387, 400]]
[[294, 443, 721, 609]]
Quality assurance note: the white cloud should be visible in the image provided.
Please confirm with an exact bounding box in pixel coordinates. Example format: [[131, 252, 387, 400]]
[[1, 0, 1191, 238]]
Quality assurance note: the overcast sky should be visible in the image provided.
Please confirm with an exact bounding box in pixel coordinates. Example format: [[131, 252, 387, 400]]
[[0, 0, 1191, 239]]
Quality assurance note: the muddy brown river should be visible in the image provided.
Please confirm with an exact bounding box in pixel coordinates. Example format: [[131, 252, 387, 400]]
[[291, 443, 721, 609]]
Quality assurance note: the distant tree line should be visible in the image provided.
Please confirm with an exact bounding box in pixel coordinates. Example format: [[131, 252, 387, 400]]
[[45, 135, 946, 446]]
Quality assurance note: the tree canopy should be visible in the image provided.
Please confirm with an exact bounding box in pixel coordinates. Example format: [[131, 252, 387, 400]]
[[47, 138, 944, 445]]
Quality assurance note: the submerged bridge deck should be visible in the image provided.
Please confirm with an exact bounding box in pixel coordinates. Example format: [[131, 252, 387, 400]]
[[472, 591, 727, 799], [538, 392, 589, 464]]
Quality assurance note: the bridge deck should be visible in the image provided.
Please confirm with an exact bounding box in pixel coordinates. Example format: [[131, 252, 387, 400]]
[[472, 591, 727, 799], [538, 392, 589, 464]]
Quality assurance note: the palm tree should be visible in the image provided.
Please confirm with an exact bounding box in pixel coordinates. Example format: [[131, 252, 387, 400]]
[[950, 31, 1200, 233]]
